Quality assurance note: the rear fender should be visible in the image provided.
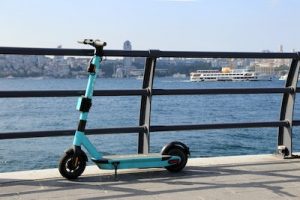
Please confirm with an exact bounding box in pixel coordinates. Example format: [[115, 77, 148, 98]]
[[161, 141, 190, 156]]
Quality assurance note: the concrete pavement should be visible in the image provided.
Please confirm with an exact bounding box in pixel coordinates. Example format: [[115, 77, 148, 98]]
[[1, 154, 300, 200]]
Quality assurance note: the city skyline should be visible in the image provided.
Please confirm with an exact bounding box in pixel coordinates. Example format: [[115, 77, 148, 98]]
[[0, 0, 299, 52]]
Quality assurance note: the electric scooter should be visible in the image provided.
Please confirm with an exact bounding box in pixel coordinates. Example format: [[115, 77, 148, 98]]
[[58, 39, 190, 180]]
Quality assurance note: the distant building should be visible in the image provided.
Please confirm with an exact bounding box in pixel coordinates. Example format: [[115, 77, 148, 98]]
[[276, 45, 290, 67], [280, 44, 283, 53], [114, 67, 124, 78], [113, 40, 137, 78], [254, 62, 275, 75], [54, 45, 64, 62], [211, 58, 230, 68], [123, 40, 133, 67]]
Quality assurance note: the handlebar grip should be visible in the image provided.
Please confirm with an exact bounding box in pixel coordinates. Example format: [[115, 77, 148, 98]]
[[94, 40, 107, 48], [84, 39, 94, 44], [77, 39, 93, 45]]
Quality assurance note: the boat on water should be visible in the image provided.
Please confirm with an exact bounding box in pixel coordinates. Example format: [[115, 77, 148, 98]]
[[279, 74, 287, 80], [278, 74, 300, 81], [136, 75, 144, 80], [190, 67, 272, 82], [172, 73, 187, 79]]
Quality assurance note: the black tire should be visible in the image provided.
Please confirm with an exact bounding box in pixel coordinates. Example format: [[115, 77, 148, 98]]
[[59, 150, 86, 180], [165, 147, 188, 173]]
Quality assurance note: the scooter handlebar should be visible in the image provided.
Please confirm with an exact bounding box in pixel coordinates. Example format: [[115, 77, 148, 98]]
[[78, 39, 106, 48]]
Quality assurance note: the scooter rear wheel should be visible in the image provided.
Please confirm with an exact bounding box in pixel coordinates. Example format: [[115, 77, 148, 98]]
[[164, 147, 188, 172], [59, 150, 86, 180]]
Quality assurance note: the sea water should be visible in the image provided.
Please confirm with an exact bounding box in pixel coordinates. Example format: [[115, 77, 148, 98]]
[[0, 77, 300, 172]]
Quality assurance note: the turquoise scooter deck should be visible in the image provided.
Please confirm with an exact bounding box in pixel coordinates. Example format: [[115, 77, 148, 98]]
[[92, 154, 180, 170]]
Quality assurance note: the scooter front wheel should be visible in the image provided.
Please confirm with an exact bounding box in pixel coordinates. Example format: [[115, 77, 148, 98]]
[[59, 149, 86, 180]]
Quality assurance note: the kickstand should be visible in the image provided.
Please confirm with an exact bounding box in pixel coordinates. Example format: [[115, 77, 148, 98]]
[[112, 162, 120, 181]]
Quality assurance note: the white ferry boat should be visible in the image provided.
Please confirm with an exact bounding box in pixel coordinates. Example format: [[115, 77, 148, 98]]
[[190, 68, 272, 82], [172, 73, 187, 79]]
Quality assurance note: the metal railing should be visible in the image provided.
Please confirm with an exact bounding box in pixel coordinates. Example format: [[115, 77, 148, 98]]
[[0, 46, 299, 157]]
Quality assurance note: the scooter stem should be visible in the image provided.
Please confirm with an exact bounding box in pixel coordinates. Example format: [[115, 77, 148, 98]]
[[73, 40, 106, 160]]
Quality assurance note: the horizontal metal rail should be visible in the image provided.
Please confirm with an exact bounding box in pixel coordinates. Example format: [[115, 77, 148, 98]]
[[292, 120, 300, 126], [0, 47, 94, 56], [152, 88, 293, 95], [0, 87, 297, 98], [0, 126, 145, 140], [0, 120, 295, 140], [0, 47, 299, 59], [150, 121, 289, 132], [0, 89, 147, 98], [155, 51, 300, 59]]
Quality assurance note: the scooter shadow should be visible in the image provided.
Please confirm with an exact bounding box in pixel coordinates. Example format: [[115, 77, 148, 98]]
[[78, 166, 222, 183]]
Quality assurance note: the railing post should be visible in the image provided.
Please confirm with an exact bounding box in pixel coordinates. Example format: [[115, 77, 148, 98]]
[[278, 56, 300, 157], [138, 50, 158, 154]]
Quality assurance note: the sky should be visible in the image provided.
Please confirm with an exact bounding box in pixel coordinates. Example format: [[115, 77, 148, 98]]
[[0, 0, 299, 52]]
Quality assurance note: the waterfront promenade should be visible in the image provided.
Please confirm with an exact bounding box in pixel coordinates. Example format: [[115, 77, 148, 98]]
[[1, 154, 300, 200]]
